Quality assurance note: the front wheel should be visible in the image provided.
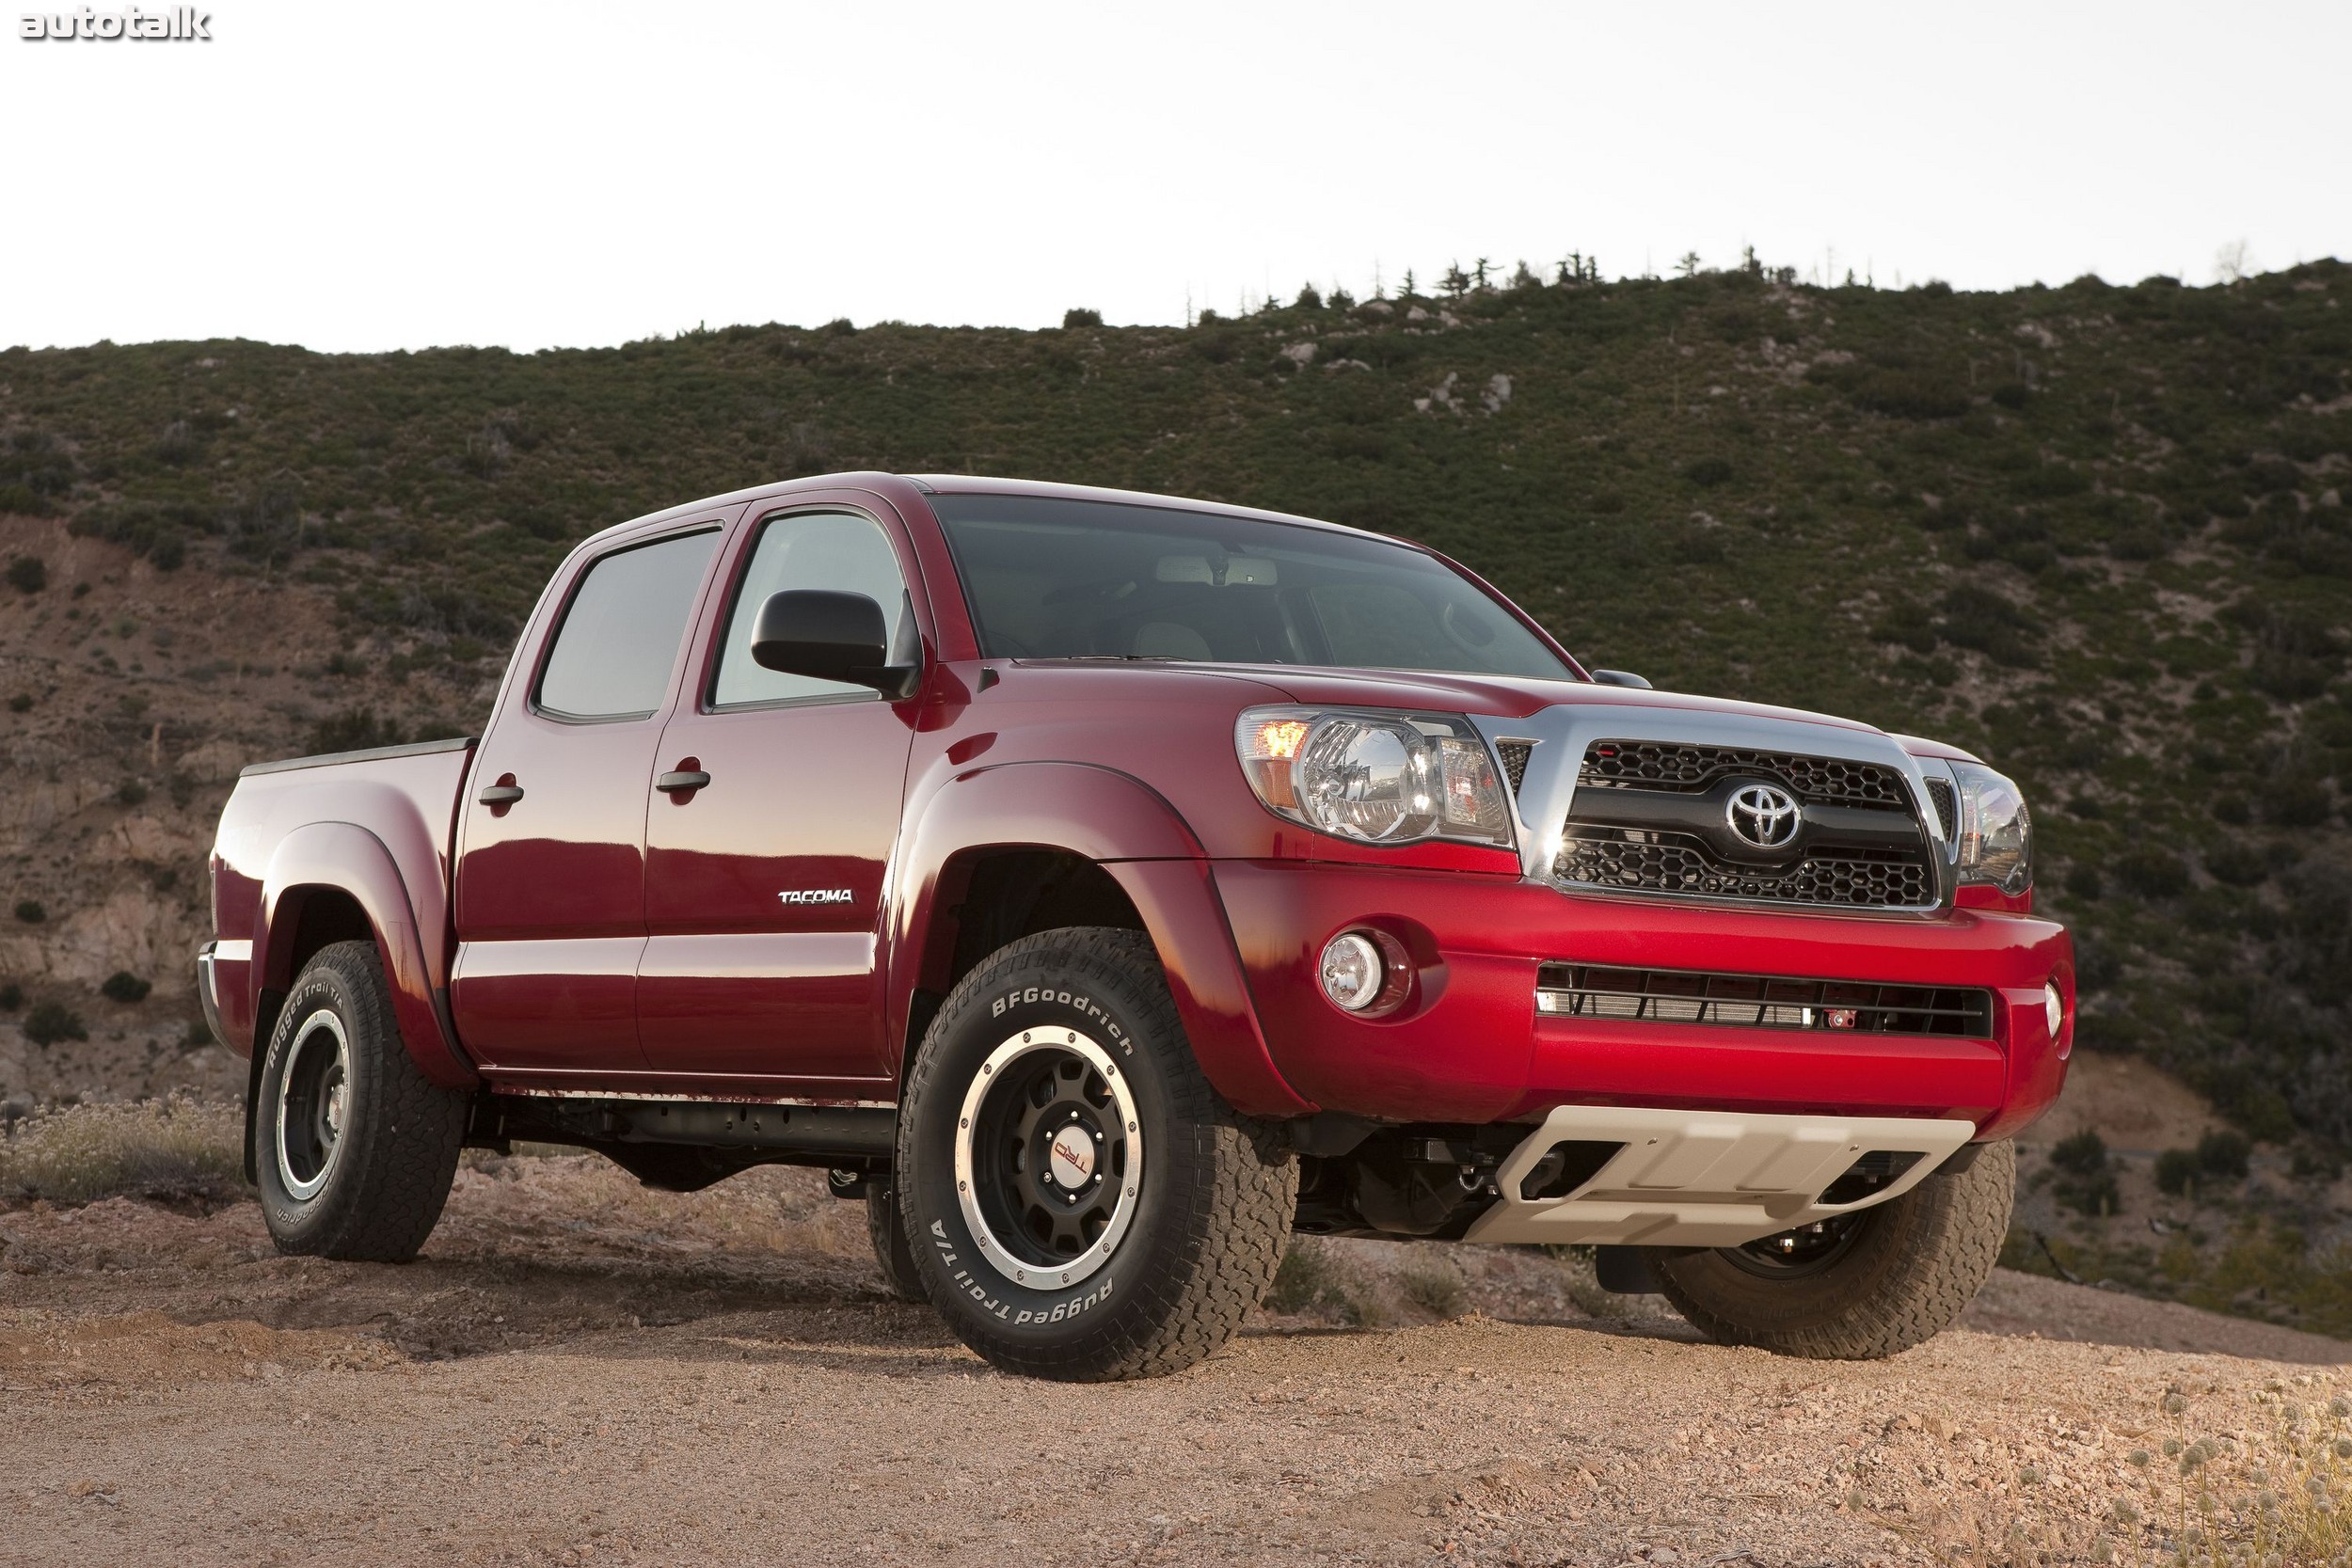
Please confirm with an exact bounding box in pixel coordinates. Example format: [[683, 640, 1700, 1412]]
[[1655, 1139, 2014, 1359], [895, 927, 1295, 1381]]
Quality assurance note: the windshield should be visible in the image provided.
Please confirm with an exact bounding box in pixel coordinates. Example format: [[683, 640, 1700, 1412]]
[[931, 494, 1578, 680]]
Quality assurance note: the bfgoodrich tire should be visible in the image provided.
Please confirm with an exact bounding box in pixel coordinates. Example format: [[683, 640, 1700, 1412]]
[[252, 941, 469, 1261], [865, 1181, 928, 1303], [895, 927, 1295, 1381], [1654, 1139, 2015, 1359]]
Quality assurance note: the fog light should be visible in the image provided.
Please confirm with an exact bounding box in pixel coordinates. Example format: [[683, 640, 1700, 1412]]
[[1319, 932, 1384, 1012], [2044, 981, 2065, 1038]]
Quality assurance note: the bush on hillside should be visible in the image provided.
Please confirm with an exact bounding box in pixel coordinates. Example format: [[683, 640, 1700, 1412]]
[[24, 1002, 86, 1045], [100, 972, 151, 1004]]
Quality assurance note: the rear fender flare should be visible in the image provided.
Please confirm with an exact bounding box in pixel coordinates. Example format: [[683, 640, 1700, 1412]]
[[890, 761, 1314, 1119], [257, 821, 478, 1091]]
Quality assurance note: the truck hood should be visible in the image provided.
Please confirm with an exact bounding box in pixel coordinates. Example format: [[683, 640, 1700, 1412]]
[[1124, 662, 1882, 737]]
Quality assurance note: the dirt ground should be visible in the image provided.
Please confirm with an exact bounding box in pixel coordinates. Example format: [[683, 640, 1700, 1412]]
[[6, 1155, 2349, 1567]]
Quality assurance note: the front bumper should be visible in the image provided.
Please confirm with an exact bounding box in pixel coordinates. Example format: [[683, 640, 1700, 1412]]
[[1214, 859, 2072, 1139]]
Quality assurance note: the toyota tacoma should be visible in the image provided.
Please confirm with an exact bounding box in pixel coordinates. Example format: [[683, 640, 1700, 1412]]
[[199, 473, 2070, 1380]]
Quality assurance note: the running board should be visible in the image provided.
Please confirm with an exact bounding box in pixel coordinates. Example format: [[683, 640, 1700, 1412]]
[[1461, 1106, 1976, 1249]]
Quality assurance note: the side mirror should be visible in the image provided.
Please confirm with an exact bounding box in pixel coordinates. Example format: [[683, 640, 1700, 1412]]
[[750, 590, 917, 697], [1588, 668, 1652, 689]]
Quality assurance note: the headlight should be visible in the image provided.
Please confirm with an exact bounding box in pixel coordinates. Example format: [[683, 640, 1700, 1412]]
[[1235, 706, 1514, 847], [1951, 762, 2033, 895]]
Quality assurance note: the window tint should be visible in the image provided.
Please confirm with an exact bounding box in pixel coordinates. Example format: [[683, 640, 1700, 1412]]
[[536, 531, 720, 720], [932, 494, 1573, 680], [711, 510, 914, 707]]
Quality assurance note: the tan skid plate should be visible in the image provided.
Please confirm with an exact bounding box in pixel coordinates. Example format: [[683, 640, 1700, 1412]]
[[1462, 1105, 1978, 1248]]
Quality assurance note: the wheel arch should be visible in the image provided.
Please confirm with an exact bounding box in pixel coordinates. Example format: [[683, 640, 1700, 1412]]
[[889, 762, 1314, 1119], [255, 822, 478, 1101]]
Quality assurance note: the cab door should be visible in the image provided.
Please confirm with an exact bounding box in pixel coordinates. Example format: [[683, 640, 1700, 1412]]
[[635, 501, 926, 1091], [449, 521, 729, 1075]]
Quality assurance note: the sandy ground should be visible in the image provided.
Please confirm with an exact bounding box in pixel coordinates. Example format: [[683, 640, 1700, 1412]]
[[6, 1156, 2350, 1567]]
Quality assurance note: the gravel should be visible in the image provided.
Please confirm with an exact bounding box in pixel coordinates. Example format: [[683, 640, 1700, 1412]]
[[4, 1154, 2347, 1565]]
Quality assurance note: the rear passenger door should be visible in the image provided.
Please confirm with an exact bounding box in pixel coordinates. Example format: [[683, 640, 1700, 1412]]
[[635, 503, 925, 1091], [450, 523, 728, 1077]]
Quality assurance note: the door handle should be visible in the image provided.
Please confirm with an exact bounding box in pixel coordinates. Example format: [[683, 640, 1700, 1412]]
[[478, 784, 525, 806], [655, 769, 711, 795]]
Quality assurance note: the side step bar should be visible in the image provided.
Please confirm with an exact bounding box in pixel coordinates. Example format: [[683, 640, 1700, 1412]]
[[483, 1094, 895, 1164]]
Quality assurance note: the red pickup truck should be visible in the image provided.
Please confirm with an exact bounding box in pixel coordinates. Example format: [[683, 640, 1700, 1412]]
[[200, 473, 2070, 1381]]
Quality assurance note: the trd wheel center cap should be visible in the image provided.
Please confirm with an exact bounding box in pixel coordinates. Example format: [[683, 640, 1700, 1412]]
[[1047, 1126, 1096, 1188]]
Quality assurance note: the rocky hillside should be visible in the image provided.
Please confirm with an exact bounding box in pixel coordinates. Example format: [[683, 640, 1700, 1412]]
[[2, 260, 2348, 1153]]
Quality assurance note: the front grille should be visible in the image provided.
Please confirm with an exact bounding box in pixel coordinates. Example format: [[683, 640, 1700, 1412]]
[[1554, 832, 1932, 908], [1924, 777, 1957, 840], [1496, 740, 1534, 797], [1555, 739, 1938, 910], [1534, 962, 1994, 1037], [1579, 740, 1910, 809]]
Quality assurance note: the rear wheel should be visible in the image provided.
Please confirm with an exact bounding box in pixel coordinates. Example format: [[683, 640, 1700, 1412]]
[[865, 1181, 927, 1303], [252, 941, 469, 1261], [895, 927, 1295, 1381], [1654, 1140, 2013, 1359]]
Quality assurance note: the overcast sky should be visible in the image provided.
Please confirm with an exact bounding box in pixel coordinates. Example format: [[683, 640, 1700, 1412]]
[[3, 0, 2345, 354]]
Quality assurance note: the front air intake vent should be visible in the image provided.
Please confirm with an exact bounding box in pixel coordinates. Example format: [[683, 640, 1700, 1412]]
[[1535, 963, 1994, 1037], [1924, 777, 1958, 840], [1496, 740, 1534, 797]]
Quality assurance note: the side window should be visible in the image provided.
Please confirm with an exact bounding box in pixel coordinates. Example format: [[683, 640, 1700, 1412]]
[[710, 510, 914, 707], [535, 530, 721, 721]]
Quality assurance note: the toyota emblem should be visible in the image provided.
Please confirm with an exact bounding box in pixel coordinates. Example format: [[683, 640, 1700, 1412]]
[[1726, 782, 1801, 848]]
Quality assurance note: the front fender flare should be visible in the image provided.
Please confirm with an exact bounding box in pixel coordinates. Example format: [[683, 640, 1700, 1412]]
[[257, 820, 478, 1090], [891, 761, 1314, 1119]]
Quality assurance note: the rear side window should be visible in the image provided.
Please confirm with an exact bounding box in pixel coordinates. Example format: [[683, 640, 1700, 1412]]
[[709, 510, 914, 707], [536, 530, 720, 721]]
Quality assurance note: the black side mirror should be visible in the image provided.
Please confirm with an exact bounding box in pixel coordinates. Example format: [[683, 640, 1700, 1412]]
[[1588, 668, 1652, 689], [750, 590, 917, 697]]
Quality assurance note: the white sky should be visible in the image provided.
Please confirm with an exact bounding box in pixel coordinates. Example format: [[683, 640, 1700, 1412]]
[[3, 0, 2345, 354]]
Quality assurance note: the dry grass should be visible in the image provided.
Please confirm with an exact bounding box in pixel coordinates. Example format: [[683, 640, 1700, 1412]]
[[0, 1095, 246, 1208]]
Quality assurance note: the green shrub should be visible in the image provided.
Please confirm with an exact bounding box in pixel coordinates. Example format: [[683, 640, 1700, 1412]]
[[0, 982, 21, 1011], [6, 693, 30, 712], [0, 1095, 245, 1207], [2115, 849, 2191, 899], [24, 1002, 86, 1045], [2197, 1130, 2252, 1179], [1061, 308, 1104, 329], [12, 899, 43, 924], [1265, 1240, 1384, 1324], [2056, 1165, 2122, 1217], [2155, 1148, 2200, 1196], [1399, 1261, 1468, 1319], [2051, 1129, 2109, 1175], [100, 971, 151, 1004], [5, 555, 44, 594]]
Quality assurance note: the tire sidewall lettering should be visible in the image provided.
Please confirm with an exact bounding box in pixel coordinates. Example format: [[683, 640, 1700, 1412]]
[[988, 985, 1130, 1052]]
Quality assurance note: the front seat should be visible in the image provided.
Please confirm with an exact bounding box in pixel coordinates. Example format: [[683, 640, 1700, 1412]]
[[1131, 621, 1212, 659]]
